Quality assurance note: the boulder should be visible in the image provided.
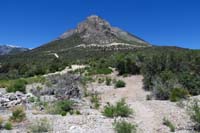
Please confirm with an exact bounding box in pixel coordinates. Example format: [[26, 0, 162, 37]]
[[30, 73, 83, 100], [0, 92, 28, 108]]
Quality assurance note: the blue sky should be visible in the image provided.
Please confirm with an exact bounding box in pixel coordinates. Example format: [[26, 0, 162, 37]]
[[0, 0, 199, 49]]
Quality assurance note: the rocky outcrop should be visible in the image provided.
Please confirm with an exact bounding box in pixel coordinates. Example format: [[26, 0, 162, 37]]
[[30, 73, 82, 100], [0, 91, 32, 109]]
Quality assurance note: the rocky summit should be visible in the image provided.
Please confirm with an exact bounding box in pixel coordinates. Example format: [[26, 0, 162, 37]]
[[59, 15, 149, 46]]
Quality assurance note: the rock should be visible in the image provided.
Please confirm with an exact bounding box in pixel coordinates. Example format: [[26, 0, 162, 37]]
[[9, 93, 17, 101], [40, 95, 57, 102], [30, 73, 83, 100], [0, 92, 29, 108]]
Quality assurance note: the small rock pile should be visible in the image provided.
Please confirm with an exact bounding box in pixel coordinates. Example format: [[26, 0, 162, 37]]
[[30, 73, 83, 100], [0, 91, 32, 109]]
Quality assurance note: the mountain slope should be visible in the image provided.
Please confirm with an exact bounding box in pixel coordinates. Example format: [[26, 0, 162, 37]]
[[33, 15, 150, 54], [0, 45, 29, 55], [59, 15, 149, 45]]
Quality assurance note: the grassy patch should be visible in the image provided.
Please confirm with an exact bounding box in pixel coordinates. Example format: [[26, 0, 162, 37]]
[[0, 76, 45, 90], [103, 99, 133, 118], [90, 93, 101, 109], [169, 88, 189, 102], [163, 117, 175, 132], [4, 122, 12, 130], [188, 100, 200, 131], [28, 118, 52, 133], [0, 115, 3, 128], [115, 80, 126, 88], [113, 120, 136, 133], [10, 106, 26, 122], [6, 79, 27, 93], [106, 77, 112, 86], [47, 100, 74, 115]]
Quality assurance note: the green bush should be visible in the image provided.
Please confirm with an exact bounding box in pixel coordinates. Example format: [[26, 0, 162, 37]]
[[113, 120, 136, 133], [75, 110, 81, 115], [189, 100, 200, 131], [7, 79, 27, 93], [0, 115, 3, 128], [10, 106, 26, 122], [4, 122, 12, 130], [98, 78, 105, 84], [163, 117, 175, 132], [103, 99, 132, 118], [103, 103, 115, 117], [106, 77, 112, 86], [169, 88, 189, 102], [90, 93, 100, 109], [80, 76, 94, 86], [116, 56, 140, 75], [47, 100, 74, 115], [87, 66, 113, 75], [28, 97, 36, 103], [28, 118, 52, 133], [115, 80, 126, 88]]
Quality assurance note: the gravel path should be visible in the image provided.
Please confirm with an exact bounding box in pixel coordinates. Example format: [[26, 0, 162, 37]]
[[89, 73, 193, 133]]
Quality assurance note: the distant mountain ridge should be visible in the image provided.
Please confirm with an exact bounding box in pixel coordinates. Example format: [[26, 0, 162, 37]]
[[0, 45, 29, 55]]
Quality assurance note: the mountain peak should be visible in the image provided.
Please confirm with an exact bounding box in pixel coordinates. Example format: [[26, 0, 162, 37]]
[[87, 15, 102, 20], [0, 45, 29, 55], [60, 15, 149, 45]]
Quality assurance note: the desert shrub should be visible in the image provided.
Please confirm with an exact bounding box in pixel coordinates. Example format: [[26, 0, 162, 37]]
[[115, 80, 126, 88], [90, 93, 100, 109], [103, 99, 132, 118], [28, 118, 52, 133], [4, 122, 12, 130], [116, 56, 140, 75], [87, 66, 113, 75], [96, 67, 113, 75], [152, 73, 182, 100], [75, 110, 81, 115], [10, 106, 26, 122], [115, 99, 133, 117], [103, 104, 115, 117], [189, 100, 200, 131], [47, 100, 74, 115], [179, 73, 200, 95], [146, 94, 152, 100], [169, 88, 189, 102], [80, 76, 94, 86], [7, 79, 27, 93], [113, 120, 136, 133], [98, 78, 105, 84], [28, 97, 36, 103], [0, 115, 3, 128], [163, 117, 175, 132], [106, 77, 112, 86]]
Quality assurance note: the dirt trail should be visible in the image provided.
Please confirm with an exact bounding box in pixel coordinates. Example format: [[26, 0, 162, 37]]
[[98, 75, 160, 132], [101, 75, 158, 133], [100, 75, 149, 103], [92, 74, 192, 133]]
